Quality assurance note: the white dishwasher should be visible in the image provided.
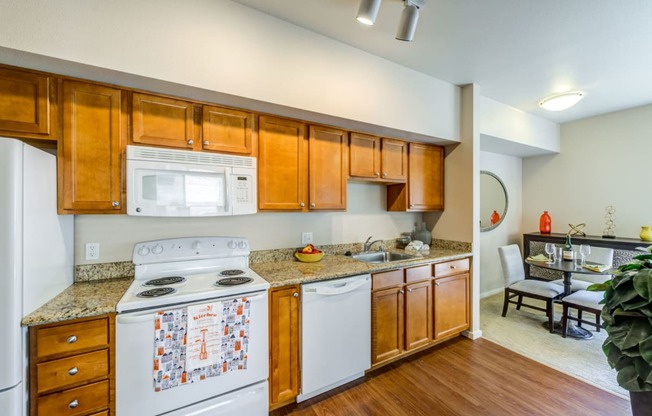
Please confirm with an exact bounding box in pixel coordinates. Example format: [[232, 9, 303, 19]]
[[297, 274, 371, 402]]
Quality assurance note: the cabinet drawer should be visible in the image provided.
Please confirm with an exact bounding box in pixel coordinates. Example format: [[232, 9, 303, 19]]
[[434, 258, 470, 278], [37, 380, 109, 416], [35, 318, 109, 359], [37, 349, 109, 393], [405, 264, 432, 283], [372, 269, 403, 290]]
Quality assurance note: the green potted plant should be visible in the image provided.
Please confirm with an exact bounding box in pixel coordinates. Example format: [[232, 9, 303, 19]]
[[589, 246, 652, 415]]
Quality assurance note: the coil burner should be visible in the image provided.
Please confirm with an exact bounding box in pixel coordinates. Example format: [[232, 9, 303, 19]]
[[219, 269, 245, 277], [144, 276, 186, 286], [136, 287, 177, 298], [215, 277, 253, 286]]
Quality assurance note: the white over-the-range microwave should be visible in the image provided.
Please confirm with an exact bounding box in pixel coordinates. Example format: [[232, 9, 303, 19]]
[[126, 145, 256, 217]]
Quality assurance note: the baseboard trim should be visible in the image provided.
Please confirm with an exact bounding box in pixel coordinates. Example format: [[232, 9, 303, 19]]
[[480, 288, 503, 299], [463, 329, 483, 340]]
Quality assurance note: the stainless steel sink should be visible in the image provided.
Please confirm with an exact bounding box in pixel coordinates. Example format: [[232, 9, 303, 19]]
[[351, 251, 417, 263]]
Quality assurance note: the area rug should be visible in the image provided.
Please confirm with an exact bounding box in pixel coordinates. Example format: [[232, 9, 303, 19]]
[[480, 293, 627, 399]]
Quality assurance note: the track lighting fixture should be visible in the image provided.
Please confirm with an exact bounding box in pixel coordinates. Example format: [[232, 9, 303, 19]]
[[396, 0, 420, 42], [357, 0, 382, 26]]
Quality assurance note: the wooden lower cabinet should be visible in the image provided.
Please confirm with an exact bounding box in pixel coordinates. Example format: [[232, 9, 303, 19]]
[[371, 259, 470, 368], [29, 315, 115, 416], [269, 285, 300, 409]]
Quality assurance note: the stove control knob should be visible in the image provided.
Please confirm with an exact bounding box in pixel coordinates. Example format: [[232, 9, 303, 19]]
[[228, 240, 237, 249], [152, 244, 164, 255], [138, 246, 150, 256], [238, 241, 247, 249], [192, 241, 201, 251]]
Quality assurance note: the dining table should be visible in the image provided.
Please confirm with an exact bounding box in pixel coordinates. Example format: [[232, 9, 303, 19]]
[[525, 258, 611, 339]]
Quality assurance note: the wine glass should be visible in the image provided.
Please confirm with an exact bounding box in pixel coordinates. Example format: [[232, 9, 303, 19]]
[[580, 244, 591, 265], [544, 243, 555, 263]]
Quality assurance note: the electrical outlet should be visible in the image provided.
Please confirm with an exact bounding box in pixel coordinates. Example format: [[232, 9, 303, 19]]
[[301, 232, 313, 245], [85, 243, 100, 260]]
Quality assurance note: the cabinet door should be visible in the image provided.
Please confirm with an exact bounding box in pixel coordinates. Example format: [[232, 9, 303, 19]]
[[433, 273, 470, 339], [405, 280, 432, 351], [308, 125, 347, 210], [60, 81, 124, 213], [408, 143, 444, 211], [202, 106, 254, 155], [380, 138, 407, 181], [349, 132, 380, 179], [0, 67, 57, 140], [269, 286, 300, 408], [372, 286, 404, 365], [258, 116, 308, 211], [131, 93, 195, 149]]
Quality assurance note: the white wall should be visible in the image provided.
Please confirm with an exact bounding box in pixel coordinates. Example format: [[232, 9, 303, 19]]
[[523, 103, 652, 239], [0, 0, 459, 142], [480, 151, 522, 297], [75, 183, 422, 264]]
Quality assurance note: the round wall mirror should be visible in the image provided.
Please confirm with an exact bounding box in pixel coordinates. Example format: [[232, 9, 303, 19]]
[[480, 170, 508, 232]]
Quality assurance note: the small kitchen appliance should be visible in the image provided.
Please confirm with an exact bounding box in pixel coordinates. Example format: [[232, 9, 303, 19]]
[[116, 236, 269, 416]]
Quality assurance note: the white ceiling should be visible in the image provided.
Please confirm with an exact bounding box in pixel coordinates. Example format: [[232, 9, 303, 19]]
[[233, 0, 652, 124]]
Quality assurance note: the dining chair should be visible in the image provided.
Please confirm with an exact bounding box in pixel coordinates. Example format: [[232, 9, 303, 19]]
[[561, 290, 605, 338], [551, 247, 614, 292], [498, 244, 565, 333]]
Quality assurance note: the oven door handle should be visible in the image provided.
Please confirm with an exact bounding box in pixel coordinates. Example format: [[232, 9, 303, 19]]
[[117, 312, 158, 325]]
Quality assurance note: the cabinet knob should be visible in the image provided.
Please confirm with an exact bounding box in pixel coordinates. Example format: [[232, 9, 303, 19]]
[[203, 140, 209, 146], [293, 292, 299, 298], [409, 204, 414, 208], [435, 282, 441, 286], [299, 203, 305, 207], [310, 203, 316, 208], [68, 400, 79, 409], [407, 288, 413, 293], [68, 367, 79, 376], [375, 172, 380, 176], [187, 139, 194, 145], [399, 290, 405, 294], [383, 172, 388, 178], [112, 201, 120, 207], [67, 335, 77, 344], [450, 265, 457, 269]]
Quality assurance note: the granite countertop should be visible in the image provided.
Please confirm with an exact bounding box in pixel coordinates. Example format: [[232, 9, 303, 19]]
[[22, 278, 133, 327], [251, 248, 472, 288], [22, 247, 472, 326]]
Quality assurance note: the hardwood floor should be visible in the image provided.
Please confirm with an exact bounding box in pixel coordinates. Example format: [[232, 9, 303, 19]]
[[271, 337, 630, 416]]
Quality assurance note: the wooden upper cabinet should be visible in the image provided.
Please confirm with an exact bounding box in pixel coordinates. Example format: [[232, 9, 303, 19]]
[[381, 138, 408, 181], [408, 143, 444, 211], [387, 142, 444, 212], [0, 67, 57, 141], [202, 106, 254, 155], [269, 286, 300, 409], [309, 125, 347, 210], [131, 93, 195, 149], [258, 116, 308, 211], [349, 132, 380, 179], [59, 81, 125, 214]]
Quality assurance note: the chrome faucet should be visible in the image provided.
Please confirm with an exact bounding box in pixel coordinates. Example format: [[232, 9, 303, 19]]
[[364, 236, 384, 252]]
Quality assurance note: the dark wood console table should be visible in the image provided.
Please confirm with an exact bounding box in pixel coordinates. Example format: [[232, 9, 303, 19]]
[[523, 232, 647, 281]]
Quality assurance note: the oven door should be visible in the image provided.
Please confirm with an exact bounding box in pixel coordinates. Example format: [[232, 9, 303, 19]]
[[116, 292, 268, 416]]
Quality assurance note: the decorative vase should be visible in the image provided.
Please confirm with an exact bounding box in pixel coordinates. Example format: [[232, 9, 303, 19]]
[[640, 226, 652, 242], [490, 210, 501, 225], [539, 211, 551, 234], [415, 222, 432, 245]]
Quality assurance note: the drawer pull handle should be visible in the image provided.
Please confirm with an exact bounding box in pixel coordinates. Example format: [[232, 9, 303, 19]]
[[68, 367, 78, 376], [450, 266, 457, 269], [67, 335, 77, 344], [68, 399, 79, 409]]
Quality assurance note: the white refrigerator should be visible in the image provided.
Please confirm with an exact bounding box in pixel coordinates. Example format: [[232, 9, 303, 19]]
[[0, 138, 74, 415]]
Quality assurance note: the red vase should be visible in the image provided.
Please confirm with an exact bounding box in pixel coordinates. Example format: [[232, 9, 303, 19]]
[[490, 210, 501, 225], [539, 211, 551, 234]]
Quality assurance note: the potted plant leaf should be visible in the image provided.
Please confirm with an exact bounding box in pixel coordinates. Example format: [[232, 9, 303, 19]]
[[588, 246, 652, 415]]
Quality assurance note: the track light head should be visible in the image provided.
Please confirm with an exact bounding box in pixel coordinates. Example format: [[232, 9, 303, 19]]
[[396, 1, 420, 42], [357, 0, 382, 26]]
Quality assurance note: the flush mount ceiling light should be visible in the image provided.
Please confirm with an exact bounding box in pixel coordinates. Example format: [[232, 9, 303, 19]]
[[538, 91, 585, 111], [396, 0, 422, 42], [357, 0, 382, 25]]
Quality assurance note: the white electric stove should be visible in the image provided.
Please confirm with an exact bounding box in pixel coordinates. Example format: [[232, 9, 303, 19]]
[[115, 236, 269, 416]]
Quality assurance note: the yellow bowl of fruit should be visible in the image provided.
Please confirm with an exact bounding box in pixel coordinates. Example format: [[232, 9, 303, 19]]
[[294, 244, 324, 263]]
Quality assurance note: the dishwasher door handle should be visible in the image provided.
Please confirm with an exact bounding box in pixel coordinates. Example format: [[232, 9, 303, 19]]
[[305, 278, 369, 296]]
